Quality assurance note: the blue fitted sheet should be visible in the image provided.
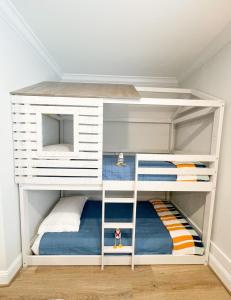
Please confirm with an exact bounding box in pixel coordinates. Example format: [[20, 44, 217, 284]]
[[103, 155, 177, 181], [39, 200, 172, 255]]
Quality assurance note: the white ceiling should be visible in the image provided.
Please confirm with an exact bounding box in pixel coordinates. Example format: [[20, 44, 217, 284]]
[[11, 0, 231, 78]]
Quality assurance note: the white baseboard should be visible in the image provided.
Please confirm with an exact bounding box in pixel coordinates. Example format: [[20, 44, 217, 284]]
[[62, 73, 178, 87], [209, 242, 231, 292], [0, 254, 22, 285]]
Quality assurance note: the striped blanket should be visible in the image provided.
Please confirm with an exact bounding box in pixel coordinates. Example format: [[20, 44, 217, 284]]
[[150, 199, 204, 255], [173, 162, 209, 182]]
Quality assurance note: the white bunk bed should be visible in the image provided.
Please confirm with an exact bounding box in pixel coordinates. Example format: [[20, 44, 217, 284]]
[[11, 82, 224, 268]]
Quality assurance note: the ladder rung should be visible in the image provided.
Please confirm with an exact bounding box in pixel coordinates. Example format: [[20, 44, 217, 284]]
[[103, 222, 134, 229], [103, 246, 133, 253], [104, 197, 135, 203]]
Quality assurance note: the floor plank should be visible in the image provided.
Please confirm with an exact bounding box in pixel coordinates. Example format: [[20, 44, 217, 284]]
[[0, 265, 230, 300]]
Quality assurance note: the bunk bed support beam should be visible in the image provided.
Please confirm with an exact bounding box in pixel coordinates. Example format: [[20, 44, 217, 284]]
[[202, 105, 224, 263], [173, 107, 215, 124]]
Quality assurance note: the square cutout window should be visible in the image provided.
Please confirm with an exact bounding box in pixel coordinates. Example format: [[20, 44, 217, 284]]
[[41, 113, 74, 153]]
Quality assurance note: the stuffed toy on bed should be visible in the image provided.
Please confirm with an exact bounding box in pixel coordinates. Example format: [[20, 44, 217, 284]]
[[114, 228, 123, 248], [116, 152, 126, 166]]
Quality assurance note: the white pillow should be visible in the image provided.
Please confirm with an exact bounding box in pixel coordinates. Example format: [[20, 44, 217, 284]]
[[38, 195, 88, 234], [43, 144, 73, 152]]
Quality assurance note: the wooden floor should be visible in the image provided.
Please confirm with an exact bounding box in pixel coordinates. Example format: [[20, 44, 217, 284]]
[[0, 265, 230, 300]]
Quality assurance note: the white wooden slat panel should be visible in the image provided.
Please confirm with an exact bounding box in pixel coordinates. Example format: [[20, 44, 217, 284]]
[[14, 141, 101, 152], [13, 123, 37, 132], [78, 116, 100, 125], [12, 114, 36, 123], [15, 168, 101, 177], [78, 134, 99, 143], [15, 177, 102, 185], [12, 104, 27, 113], [79, 143, 100, 151], [12, 96, 103, 107], [14, 159, 100, 168], [14, 141, 36, 150], [14, 150, 101, 160], [78, 125, 101, 134], [138, 168, 214, 175], [12, 97, 103, 184], [137, 154, 216, 162], [137, 181, 213, 191], [12, 104, 101, 116], [13, 132, 37, 141]]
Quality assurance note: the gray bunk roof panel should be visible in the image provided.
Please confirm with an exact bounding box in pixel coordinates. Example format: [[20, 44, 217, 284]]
[[11, 81, 141, 99]]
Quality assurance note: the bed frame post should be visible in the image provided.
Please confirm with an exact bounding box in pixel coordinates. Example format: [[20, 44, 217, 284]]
[[169, 123, 175, 153], [19, 185, 30, 267], [167, 121, 176, 201], [101, 188, 105, 270], [202, 104, 224, 263]]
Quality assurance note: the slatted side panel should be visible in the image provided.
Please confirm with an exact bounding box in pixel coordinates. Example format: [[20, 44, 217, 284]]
[[12, 97, 103, 184]]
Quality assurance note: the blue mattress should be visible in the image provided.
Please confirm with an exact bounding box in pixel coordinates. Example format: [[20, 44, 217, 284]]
[[103, 155, 177, 181], [39, 200, 172, 255]]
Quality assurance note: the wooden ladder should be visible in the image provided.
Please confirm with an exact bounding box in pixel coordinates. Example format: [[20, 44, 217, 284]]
[[101, 188, 137, 270]]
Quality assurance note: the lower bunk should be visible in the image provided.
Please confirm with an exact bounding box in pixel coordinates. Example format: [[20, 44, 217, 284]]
[[30, 198, 205, 265]]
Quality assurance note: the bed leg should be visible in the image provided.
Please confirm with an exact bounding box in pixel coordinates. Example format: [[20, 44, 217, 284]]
[[19, 186, 30, 269]]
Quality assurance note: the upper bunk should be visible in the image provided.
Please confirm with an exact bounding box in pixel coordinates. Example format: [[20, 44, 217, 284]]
[[11, 82, 224, 191]]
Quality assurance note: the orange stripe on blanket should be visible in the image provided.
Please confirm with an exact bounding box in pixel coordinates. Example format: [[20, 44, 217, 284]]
[[176, 164, 195, 168], [160, 215, 176, 219], [160, 216, 177, 221], [154, 208, 168, 210], [159, 213, 175, 217], [168, 226, 186, 231], [166, 223, 183, 227], [155, 208, 170, 212], [173, 242, 195, 250], [177, 180, 197, 182], [160, 217, 176, 222], [166, 224, 184, 229], [173, 235, 193, 243]]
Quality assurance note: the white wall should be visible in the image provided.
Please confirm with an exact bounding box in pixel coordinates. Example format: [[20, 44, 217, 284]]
[[0, 9, 59, 283], [175, 114, 213, 154], [103, 104, 173, 153], [28, 191, 60, 241], [179, 40, 231, 291]]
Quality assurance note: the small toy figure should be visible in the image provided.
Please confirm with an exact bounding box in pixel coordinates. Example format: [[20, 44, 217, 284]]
[[114, 228, 122, 248], [116, 152, 126, 166]]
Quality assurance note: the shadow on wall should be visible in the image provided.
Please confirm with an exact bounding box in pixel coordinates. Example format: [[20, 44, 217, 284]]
[[171, 192, 206, 232], [176, 115, 213, 154]]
